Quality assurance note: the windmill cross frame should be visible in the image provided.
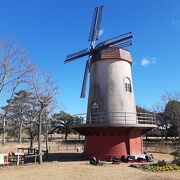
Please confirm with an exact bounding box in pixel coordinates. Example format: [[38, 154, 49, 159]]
[[65, 5, 133, 98]]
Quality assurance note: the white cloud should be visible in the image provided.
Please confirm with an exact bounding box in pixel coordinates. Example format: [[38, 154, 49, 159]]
[[172, 20, 180, 28], [141, 57, 157, 67], [99, 29, 104, 37], [141, 58, 150, 66]]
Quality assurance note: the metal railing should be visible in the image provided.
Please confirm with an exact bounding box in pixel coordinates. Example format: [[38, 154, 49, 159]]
[[72, 112, 156, 126]]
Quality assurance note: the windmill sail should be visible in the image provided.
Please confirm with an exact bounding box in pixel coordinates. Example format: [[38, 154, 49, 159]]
[[65, 48, 90, 63], [95, 32, 133, 51], [100, 41, 132, 54], [80, 60, 89, 98], [111, 41, 132, 48], [89, 5, 104, 46]]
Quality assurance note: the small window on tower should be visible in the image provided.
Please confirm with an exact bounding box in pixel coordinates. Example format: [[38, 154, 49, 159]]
[[91, 102, 99, 113], [91, 102, 99, 124], [124, 78, 132, 93]]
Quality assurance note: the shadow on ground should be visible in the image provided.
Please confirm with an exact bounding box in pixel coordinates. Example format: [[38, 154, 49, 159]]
[[47, 152, 84, 162]]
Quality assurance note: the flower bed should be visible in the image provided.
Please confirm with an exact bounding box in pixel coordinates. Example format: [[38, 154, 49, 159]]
[[149, 165, 180, 171], [129, 160, 180, 172]]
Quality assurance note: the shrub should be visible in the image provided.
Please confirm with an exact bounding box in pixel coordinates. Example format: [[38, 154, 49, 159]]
[[157, 160, 167, 167], [173, 157, 180, 166], [170, 150, 180, 157]]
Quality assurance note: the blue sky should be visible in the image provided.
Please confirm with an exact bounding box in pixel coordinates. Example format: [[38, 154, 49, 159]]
[[0, 0, 180, 114]]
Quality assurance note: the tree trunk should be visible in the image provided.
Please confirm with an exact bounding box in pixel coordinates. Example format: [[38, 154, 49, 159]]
[[45, 121, 49, 161], [45, 123, 49, 153], [65, 131, 68, 142], [43, 134, 46, 142], [18, 122, 23, 144], [2, 132, 6, 146], [51, 134, 52, 141], [2, 117, 6, 145], [29, 120, 34, 149], [30, 136, 34, 149], [38, 106, 43, 164]]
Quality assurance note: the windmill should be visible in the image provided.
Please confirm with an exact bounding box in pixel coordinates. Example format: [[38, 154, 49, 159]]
[[65, 5, 156, 161], [65, 5, 133, 98]]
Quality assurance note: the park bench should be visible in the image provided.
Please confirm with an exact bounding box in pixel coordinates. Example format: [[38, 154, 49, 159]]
[[8, 152, 24, 166], [17, 147, 47, 163]]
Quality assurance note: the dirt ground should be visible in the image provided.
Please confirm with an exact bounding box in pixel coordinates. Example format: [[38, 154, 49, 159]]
[[0, 150, 180, 180]]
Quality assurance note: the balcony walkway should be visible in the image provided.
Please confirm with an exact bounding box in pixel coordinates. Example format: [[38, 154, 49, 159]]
[[71, 112, 157, 130]]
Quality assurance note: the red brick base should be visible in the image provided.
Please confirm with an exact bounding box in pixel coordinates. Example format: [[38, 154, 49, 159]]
[[83, 128, 143, 161]]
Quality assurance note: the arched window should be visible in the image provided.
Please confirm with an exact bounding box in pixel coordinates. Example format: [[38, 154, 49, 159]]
[[124, 77, 132, 93], [91, 102, 99, 114], [91, 102, 99, 124]]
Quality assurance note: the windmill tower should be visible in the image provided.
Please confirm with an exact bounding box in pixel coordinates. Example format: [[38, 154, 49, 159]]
[[65, 5, 156, 161]]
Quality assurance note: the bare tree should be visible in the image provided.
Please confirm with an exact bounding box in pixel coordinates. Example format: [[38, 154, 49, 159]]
[[30, 71, 58, 164], [43, 101, 58, 157], [25, 94, 39, 149], [0, 36, 32, 95], [153, 92, 180, 112], [153, 91, 180, 139], [0, 36, 33, 145]]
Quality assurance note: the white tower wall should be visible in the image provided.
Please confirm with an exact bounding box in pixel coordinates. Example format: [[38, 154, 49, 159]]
[[87, 49, 137, 124]]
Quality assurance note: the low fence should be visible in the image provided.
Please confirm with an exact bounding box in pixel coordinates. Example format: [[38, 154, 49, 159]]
[[48, 143, 84, 152], [49, 141, 180, 153], [143, 141, 180, 154], [1, 140, 180, 154]]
